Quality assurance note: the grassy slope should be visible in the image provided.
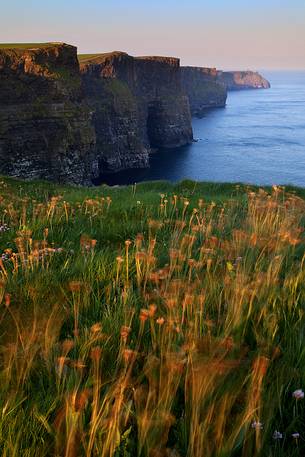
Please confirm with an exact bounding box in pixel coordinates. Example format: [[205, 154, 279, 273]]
[[78, 51, 128, 64], [1, 176, 305, 456], [0, 43, 60, 50]]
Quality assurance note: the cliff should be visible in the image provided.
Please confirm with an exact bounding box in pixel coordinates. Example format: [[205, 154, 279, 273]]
[[0, 44, 193, 184], [217, 71, 270, 90], [80, 52, 193, 173], [0, 43, 96, 184], [181, 66, 227, 117]]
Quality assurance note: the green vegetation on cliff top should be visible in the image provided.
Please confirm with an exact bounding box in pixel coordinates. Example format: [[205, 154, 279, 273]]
[[1, 176, 305, 456], [0, 43, 64, 50], [78, 51, 128, 64]]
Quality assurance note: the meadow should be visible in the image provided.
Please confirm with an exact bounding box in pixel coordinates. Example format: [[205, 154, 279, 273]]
[[1, 176, 305, 456]]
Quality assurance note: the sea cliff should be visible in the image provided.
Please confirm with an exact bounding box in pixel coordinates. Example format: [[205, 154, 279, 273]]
[[0, 44, 193, 184], [217, 71, 270, 90], [80, 52, 193, 173], [181, 66, 227, 117], [0, 43, 96, 184], [0, 42, 270, 185]]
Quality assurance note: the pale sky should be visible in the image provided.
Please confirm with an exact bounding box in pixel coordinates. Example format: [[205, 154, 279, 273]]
[[1, 0, 305, 70]]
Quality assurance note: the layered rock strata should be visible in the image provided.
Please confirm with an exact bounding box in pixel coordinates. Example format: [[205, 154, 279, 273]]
[[80, 52, 193, 172], [217, 71, 270, 90], [0, 44, 193, 183], [181, 66, 227, 117], [0, 43, 97, 184]]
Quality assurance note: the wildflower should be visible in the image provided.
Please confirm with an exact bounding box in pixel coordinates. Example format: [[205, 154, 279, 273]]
[[198, 198, 204, 208], [292, 389, 304, 399], [90, 346, 102, 362], [125, 239, 132, 247], [148, 304, 157, 317], [62, 339, 74, 353], [116, 256, 124, 263], [251, 421, 263, 430], [123, 348, 137, 363], [135, 251, 146, 261], [75, 388, 91, 411], [91, 323, 102, 334], [139, 309, 150, 322], [69, 281, 82, 292], [120, 325, 131, 342], [156, 317, 165, 326], [292, 433, 300, 439], [0, 224, 10, 233], [273, 431, 283, 440], [4, 293, 11, 307]]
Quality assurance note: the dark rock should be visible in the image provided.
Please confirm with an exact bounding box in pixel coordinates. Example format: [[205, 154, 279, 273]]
[[181, 66, 227, 117], [0, 45, 193, 184], [80, 52, 193, 174], [0, 43, 97, 185]]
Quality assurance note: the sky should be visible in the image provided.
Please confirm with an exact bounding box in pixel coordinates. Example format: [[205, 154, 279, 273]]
[[1, 0, 305, 70]]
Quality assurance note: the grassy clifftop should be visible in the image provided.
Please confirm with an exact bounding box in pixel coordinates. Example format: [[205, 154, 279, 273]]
[[0, 42, 63, 50], [1, 176, 305, 456]]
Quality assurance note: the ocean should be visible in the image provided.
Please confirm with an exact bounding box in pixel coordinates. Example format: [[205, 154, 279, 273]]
[[98, 71, 305, 187]]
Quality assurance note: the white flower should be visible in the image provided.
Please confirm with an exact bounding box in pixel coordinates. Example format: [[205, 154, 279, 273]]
[[292, 389, 304, 399], [251, 421, 263, 430], [292, 433, 300, 439], [0, 224, 9, 233], [273, 431, 283, 440]]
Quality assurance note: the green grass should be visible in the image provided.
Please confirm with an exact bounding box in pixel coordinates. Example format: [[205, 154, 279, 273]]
[[0, 43, 61, 50], [78, 51, 128, 64], [1, 175, 305, 456]]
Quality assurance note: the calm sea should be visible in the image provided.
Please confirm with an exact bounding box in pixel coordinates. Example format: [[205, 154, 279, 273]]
[[98, 71, 305, 187]]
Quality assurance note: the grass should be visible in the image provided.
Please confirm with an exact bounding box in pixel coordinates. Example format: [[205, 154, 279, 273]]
[[1, 175, 305, 456], [78, 52, 128, 65], [0, 43, 62, 50]]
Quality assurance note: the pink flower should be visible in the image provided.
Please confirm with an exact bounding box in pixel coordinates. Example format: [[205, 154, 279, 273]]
[[292, 389, 304, 399], [251, 421, 263, 430]]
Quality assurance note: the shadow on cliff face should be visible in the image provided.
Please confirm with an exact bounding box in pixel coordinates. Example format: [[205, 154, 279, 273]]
[[94, 143, 194, 186]]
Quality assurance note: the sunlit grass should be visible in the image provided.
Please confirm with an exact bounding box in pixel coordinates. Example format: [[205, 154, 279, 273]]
[[1, 176, 305, 456]]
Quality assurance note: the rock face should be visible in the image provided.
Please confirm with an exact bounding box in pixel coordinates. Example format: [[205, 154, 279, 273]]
[[181, 66, 227, 117], [80, 52, 193, 172], [0, 43, 97, 184], [217, 71, 270, 90], [0, 44, 193, 183]]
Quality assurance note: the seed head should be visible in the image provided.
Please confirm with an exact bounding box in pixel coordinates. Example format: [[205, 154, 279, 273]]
[[156, 317, 165, 326], [139, 309, 150, 322]]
